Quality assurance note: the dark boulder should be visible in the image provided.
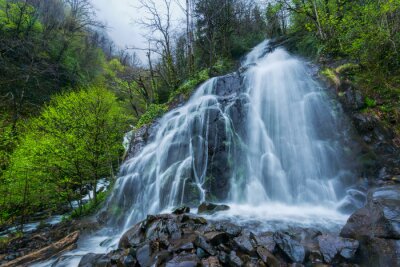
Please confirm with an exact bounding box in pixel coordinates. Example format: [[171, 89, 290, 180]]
[[317, 234, 359, 263], [340, 185, 400, 266], [341, 185, 400, 240], [273, 232, 305, 263], [357, 237, 400, 267], [197, 202, 230, 215], [204, 231, 230, 246], [78, 253, 109, 267]]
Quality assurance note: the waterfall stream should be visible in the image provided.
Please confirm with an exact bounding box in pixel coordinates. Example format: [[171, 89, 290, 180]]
[[34, 40, 360, 266], [103, 40, 357, 229]]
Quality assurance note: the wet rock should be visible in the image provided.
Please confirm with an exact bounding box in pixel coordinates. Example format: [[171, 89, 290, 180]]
[[125, 124, 158, 161], [194, 235, 216, 256], [214, 221, 242, 236], [204, 231, 230, 246], [256, 246, 280, 267], [352, 113, 378, 134], [173, 206, 191, 215], [213, 73, 243, 96], [165, 253, 200, 267], [341, 185, 400, 240], [178, 242, 195, 251], [233, 233, 254, 253], [358, 237, 400, 267], [202, 256, 222, 267], [229, 251, 243, 267], [136, 243, 153, 267], [119, 223, 144, 249], [317, 234, 359, 263], [274, 232, 305, 263], [123, 254, 136, 266], [340, 86, 365, 111], [197, 202, 230, 215], [78, 253, 109, 267], [79, 213, 379, 267], [251, 232, 276, 252]]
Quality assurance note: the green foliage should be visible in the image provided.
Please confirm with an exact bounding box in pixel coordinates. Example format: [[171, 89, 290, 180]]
[[136, 104, 168, 128], [70, 191, 108, 218], [277, 0, 400, 133], [365, 97, 377, 108], [168, 69, 210, 102], [0, 87, 127, 223], [321, 68, 340, 86]]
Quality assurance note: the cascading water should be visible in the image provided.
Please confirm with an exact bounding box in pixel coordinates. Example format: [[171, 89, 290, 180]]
[[102, 40, 357, 231], [232, 41, 354, 205], [34, 40, 361, 266]]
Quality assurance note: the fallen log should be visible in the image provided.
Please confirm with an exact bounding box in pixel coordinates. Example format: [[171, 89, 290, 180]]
[[1, 231, 79, 267]]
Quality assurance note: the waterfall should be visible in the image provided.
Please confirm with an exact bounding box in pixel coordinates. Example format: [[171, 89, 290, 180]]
[[233, 41, 354, 205], [32, 40, 361, 267], [101, 40, 357, 232]]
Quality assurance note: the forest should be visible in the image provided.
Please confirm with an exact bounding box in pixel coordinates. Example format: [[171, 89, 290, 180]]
[[0, 0, 399, 265], [0, 0, 266, 227]]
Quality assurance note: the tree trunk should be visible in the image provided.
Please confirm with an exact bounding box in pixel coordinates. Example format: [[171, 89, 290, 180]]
[[2, 231, 80, 267]]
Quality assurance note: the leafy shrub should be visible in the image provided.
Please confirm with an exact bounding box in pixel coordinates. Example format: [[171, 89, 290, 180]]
[[136, 104, 168, 128], [365, 97, 377, 108]]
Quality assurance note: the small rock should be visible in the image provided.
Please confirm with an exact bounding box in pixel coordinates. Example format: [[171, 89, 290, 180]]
[[256, 246, 280, 267], [179, 242, 194, 251], [251, 232, 276, 252], [214, 221, 242, 236], [165, 253, 200, 267], [136, 243, 153, 267], [173, 206, 191, 215], [229, 251, 243, 267], [78, 253, 109, 267], [233, 233, 254, 253], [197, 202, 230, 215], [194, 235, 216, 256], [274, 232, 305, 263], [123, 254, 136, 266], [204, 231, 229, 246], [317, 234, 359, 263], [202, 256, 222, 267]]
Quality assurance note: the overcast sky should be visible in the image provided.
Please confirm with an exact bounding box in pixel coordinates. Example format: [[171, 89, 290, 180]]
[[92, 0, 185, 63]]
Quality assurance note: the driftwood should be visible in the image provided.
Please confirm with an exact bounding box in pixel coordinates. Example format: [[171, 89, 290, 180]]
[[1, 231, 79, 267]]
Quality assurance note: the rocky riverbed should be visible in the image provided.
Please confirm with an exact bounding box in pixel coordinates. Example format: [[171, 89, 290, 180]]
[[77, 184, 400, 267]]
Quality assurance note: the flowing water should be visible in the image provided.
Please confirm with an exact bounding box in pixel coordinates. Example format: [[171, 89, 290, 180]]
[[34, 41, 360, 266]]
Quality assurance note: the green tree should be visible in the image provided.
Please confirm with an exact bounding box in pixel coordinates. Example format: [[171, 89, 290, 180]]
[[1, 86, 128, 224]]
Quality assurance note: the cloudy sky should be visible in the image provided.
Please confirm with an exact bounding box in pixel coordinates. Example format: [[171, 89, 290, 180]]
[[92, 0, 185, 62]]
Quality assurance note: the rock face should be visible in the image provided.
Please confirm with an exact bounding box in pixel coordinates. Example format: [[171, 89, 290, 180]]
[[321, 64, 400, 178], [80, 213, 360, 266], [341, 185, 400, 266], [341, 185, 400, 239]]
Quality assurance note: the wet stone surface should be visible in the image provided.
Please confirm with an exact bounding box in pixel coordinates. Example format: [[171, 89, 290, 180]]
[[79, 213, 361, 267]]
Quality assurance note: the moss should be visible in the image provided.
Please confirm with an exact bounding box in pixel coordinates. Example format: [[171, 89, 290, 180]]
[[335, 63, 359, 74], [136, 104, 168, 128], [364, 97, 377, 108], [168, 69, 210, 102], [321, 68, 340, 87]]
